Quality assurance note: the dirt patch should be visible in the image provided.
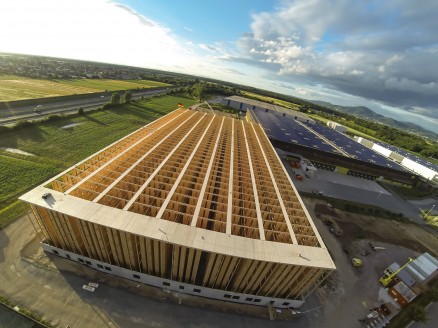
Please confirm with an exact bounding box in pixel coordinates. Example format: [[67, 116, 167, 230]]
[[1, 147, 35, 156], [313, 201, 438, 256], [60, 122, 84, 129]]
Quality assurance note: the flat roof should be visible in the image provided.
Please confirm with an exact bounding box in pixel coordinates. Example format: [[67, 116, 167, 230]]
[[21, 109, 334, 269]]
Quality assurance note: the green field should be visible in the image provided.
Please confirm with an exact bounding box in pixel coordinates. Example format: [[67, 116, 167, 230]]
[[0, 75, 170, 101], [0, 94, 196, 228], [242, 91, 301, 110], [57, 79, 169, 91]]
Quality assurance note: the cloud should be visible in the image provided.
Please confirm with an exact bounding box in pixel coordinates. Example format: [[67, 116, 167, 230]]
[[199, 44, 220, 52], [230, 0, 438, 121], [0, 0, 189, 69], [113, 3, 155, 27]]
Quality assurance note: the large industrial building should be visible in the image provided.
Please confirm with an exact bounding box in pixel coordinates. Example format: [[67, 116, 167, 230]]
[[240, 99, 418, 185], [21, 109, 335, 308]]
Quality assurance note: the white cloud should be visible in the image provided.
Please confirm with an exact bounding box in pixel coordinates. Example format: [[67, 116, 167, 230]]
[[0, 0, 190, 69], [231, 0, 438, 126], [199, 44, 219, 52]]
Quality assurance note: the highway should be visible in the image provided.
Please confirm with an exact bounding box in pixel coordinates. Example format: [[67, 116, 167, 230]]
[[0, 87, 171, 125]]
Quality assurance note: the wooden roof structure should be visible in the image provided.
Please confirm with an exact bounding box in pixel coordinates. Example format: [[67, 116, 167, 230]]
[[21, 109, 334, 269]]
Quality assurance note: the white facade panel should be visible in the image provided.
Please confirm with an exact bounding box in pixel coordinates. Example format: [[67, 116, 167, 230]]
[[372, 144, 392, 158], [401, 158, 437, 180]]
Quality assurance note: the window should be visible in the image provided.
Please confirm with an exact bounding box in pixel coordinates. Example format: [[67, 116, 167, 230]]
[[133, 274, 140, 279], [97, 264, 103, 269], [282, 302, 290, 306], [85, 260, 92, 265], [104, 266, 111, 271], [224, 294, 231, 299], [78, 258, 84, 263], [52, 250, 59, 255], [65, 254, 71, 259], [232, 296, 240, 300], [163, 282, 170, 287], [254, 299, 261, 303], [179, 286, 184, 290], [193, 288, 201, 293], [245, 297, 253, 302]]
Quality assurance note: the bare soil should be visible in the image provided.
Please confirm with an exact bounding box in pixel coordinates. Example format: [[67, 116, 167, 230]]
[[314, 202, 438, 256]]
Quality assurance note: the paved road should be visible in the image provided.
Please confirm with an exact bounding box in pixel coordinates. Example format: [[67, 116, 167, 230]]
[[0, 87, 171, 125], [282, 159, 425, 223]]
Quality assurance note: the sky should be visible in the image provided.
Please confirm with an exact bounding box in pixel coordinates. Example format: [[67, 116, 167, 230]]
[[0, 0, 437, 133]]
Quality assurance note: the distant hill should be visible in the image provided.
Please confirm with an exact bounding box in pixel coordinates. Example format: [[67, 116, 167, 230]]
[[310, 100, 438, 139]]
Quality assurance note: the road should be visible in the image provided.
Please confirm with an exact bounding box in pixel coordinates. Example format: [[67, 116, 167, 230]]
[[0, 87, 171, 125], [282, 159, 425, 223]]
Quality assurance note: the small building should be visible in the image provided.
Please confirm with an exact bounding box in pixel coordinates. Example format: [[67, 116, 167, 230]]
[[405, 252, 438, 282], [382, 252, 437, 306], [388, 281, 417, 307]]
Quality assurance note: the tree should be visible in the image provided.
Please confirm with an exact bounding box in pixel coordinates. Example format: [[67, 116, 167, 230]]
[[408, 305, 428, 323], [426, 287, 438, 302], [110, 92, 121, 105], [78, 107, 85, 115], [123, 90, 132, 104]]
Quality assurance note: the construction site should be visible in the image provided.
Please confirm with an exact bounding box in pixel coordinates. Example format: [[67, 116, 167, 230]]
[[20, 108, 335, 309]]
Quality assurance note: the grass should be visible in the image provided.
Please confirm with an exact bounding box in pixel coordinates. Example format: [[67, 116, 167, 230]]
[[57, 79, 169, 91], [308, 113, 383, 141], [0, 94, 196, 228], [390, 184, 437, 200], [0, 75, 170, 101], [421, 210, 438, 228]]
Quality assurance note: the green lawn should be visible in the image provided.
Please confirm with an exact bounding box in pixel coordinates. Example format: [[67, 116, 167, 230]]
[[0, 94, 196, 228]]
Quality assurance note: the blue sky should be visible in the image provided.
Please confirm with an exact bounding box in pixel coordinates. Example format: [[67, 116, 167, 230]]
[[0, 0, 437, 133], [121, 0, 272, 44]]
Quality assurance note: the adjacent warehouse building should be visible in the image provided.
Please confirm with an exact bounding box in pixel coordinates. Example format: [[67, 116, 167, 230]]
[[355, 137, 438, 184], [223, 95, 315, 124], [21, 109, 335, 308]]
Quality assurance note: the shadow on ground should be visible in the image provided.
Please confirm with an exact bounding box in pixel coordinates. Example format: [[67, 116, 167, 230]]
[[47, 253, 313, 328]]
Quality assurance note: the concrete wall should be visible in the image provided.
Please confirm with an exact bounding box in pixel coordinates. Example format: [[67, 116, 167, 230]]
[[42, 243, 305, 309]]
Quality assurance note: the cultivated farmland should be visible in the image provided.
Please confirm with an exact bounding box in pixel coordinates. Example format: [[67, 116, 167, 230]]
[[0, 75, 170, 102], [0, 95, 196, 227]]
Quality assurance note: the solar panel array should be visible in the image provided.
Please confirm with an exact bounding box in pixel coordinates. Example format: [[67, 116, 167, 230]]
[[251, 109, 338, 154], [304, 122, 406, 171], [250, 108, 407, 172], [374, 141, 438, 172]]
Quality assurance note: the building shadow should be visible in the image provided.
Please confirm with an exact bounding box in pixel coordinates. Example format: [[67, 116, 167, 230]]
[[46, 254, 309, 328]]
